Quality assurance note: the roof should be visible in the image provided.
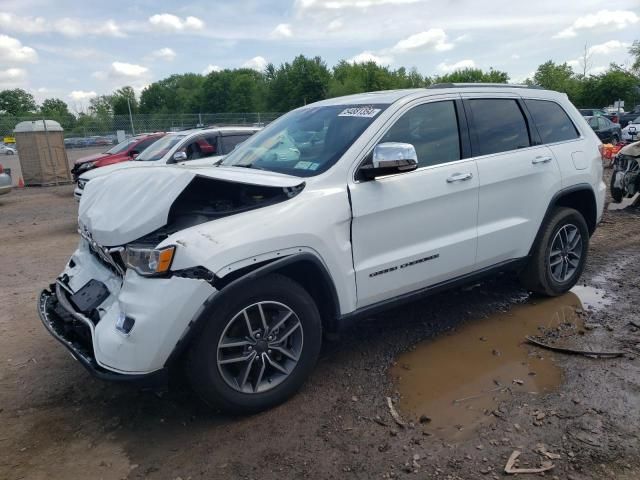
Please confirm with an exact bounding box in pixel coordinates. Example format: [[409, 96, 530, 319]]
[[308, 84, 563, 108], [14, 119, 63, 133]]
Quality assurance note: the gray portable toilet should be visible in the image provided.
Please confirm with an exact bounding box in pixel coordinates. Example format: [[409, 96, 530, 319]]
[[14, 120, 72, 185]]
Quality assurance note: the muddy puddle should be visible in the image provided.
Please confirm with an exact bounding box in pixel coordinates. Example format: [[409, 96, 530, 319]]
[[390, 287, 607, 441]]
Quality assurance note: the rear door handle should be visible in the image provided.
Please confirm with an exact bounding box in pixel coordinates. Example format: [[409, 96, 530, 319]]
[[532, 156, 553, 164], [446, 172, 473, 183]]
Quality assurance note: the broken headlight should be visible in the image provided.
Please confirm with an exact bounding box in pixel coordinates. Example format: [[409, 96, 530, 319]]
[[123, 245, 175, 276]]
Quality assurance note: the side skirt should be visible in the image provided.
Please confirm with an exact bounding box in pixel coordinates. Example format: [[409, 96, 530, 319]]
[[338, 257, 527, 329]]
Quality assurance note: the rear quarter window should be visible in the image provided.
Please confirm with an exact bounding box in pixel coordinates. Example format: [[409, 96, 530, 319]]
[[525, 100, 579, 144]]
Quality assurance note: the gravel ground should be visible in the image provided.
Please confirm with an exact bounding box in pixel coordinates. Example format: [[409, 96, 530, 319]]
[[1, 177, 640, 480]]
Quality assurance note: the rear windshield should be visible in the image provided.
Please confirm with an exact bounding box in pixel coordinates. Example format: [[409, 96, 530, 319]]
[[220, 105, 388, 177]]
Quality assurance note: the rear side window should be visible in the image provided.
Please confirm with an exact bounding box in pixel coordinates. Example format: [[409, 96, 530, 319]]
[[380, 100, 461, 167], [220, 134, 251, 154], [525, 100, 579, 144], [135, 136, 159, 152], [468, 99, 530, 156]]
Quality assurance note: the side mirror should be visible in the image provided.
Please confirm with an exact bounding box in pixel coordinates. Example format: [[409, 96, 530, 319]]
[[172, 151, 188, 163], [359, 142, 418, 180], [129, 150, 139, 158]]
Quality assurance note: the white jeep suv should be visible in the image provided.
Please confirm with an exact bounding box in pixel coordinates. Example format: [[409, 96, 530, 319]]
[[39, 84, 605, 413]]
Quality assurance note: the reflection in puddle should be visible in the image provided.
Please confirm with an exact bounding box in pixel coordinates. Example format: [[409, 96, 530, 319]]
[[390, 287, 605, 441]]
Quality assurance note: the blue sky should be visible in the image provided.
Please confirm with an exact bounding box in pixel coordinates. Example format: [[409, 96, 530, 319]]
[[0, 0, 638, 111]]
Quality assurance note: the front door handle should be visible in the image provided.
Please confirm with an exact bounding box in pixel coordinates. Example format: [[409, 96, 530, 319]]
[[446, 172, 473, 183], [532, 156, 553, 164]]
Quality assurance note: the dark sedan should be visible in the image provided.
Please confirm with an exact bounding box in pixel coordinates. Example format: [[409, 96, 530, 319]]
[[586, 116, 622, 144]]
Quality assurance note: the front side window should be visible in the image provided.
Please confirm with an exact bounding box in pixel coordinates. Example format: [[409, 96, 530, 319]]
[[597, 117, 609, 130], [220, 104, 388, 177], [134, 136, 161, 153], [468, 99, 530, 156], [178, 135, 217, 160], [525, 100, 579, 144], [379, 101, 460, 167], [588, 117, 598, 129]]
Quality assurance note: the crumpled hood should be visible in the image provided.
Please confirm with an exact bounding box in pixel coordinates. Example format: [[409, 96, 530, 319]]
[[78, 165, 304, 246]]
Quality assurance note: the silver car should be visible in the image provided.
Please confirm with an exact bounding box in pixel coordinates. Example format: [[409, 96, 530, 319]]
[[0, 144, 16, 155], [0, 165, 12, 195]]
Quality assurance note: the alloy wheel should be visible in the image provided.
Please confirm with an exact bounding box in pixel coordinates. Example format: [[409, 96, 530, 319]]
[[217, 301, 304, 394], [548, 224, 583, 283]]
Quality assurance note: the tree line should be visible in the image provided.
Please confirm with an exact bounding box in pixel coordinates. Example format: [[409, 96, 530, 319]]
[[1, 42, 639, 135]]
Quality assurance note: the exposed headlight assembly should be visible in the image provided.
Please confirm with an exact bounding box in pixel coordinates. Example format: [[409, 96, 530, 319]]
[[123, 245, 175, 276], [77, 178, 89, 189]]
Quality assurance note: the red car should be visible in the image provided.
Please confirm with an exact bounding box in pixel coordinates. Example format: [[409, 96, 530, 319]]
[[71, 133, 165, 181]]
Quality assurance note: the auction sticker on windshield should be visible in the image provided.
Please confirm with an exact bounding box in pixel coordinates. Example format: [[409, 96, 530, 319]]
[[338, 106, 382, 118]]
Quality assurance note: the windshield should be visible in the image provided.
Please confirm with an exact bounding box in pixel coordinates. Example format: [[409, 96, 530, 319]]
[[104, 138, 137, 155], [219, 104, 388, 176], [135, 134, 187, 161]]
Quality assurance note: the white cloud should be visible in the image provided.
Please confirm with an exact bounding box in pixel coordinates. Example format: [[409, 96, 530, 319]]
[[0, 35, 38, 63], [149, 14, 205, 32], [242, 56, 268, 71], [296, 0, 421, 11], [588, 40, 630, 56], [0, 13, 48, 34], [437, 59, 476, 73], [68, 90, 97, 101], [203, 64, 222, 75], [392, 29, 454, 52], [554, 10, 638, 38], [567, 59, 580, 68], [110, 62, 148, 78], [271, 23, 293, 38], [151, 47, 177, 61], [591, 65, 608, 75], [327, 18, 343, 31], [511, 53, 520, 60], [349, 51, 392, 65], [454, 34, 470, 42], [0, 67, 27, 88]]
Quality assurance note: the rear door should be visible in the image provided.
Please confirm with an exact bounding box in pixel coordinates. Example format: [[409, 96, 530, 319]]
[[349, 97, 479, 308], [462, 95, 562, 269]]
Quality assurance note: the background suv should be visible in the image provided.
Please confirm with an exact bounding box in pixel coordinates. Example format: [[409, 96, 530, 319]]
[[74, 126, 260, 199], [40, 85, 605, 413], [71, 133, 165, 180]]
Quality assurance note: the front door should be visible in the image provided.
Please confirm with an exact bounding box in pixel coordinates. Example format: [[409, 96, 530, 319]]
[[349, 99, 479, 309]]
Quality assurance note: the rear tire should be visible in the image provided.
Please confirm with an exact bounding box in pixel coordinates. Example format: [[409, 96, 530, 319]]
[[519, 207, 589, 296], [186, 274, 322, 414]]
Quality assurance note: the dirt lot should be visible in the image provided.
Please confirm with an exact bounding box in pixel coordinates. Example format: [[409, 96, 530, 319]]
[[1, 180, 640, 480]]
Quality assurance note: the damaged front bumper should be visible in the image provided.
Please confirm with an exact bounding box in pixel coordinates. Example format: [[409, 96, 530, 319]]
[[38, 284, 167, 386], [38, 239, 216, 383]]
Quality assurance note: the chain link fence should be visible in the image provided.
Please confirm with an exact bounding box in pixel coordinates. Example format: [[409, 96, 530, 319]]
[[0, 112, 283, 145]]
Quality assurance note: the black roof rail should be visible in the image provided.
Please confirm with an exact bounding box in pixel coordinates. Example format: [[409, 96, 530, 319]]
[[427, 83, 545, 90]]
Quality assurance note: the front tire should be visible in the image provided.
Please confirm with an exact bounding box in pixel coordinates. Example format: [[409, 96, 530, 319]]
[[187, 274, 322, 414], [610, 172, 623, 203], [519, 207, 589, 296]]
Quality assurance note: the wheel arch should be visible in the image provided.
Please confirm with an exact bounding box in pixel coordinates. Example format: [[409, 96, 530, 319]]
[[165, 253, 341, 369], [529, 184, 597, 258]]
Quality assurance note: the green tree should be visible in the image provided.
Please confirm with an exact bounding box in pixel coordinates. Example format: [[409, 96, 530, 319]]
[[110, 86, 137, 116], [530, 61, 582, 103], [432, 67, 509, 84], [0, 88, 37, 115], [40, 98, 75, 128], [630, 40, 640, 73], [201, 69, 265, 113], [267, 55, 331, 111], [580, 67, 640, 109], [140, 74, 205, 114]]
